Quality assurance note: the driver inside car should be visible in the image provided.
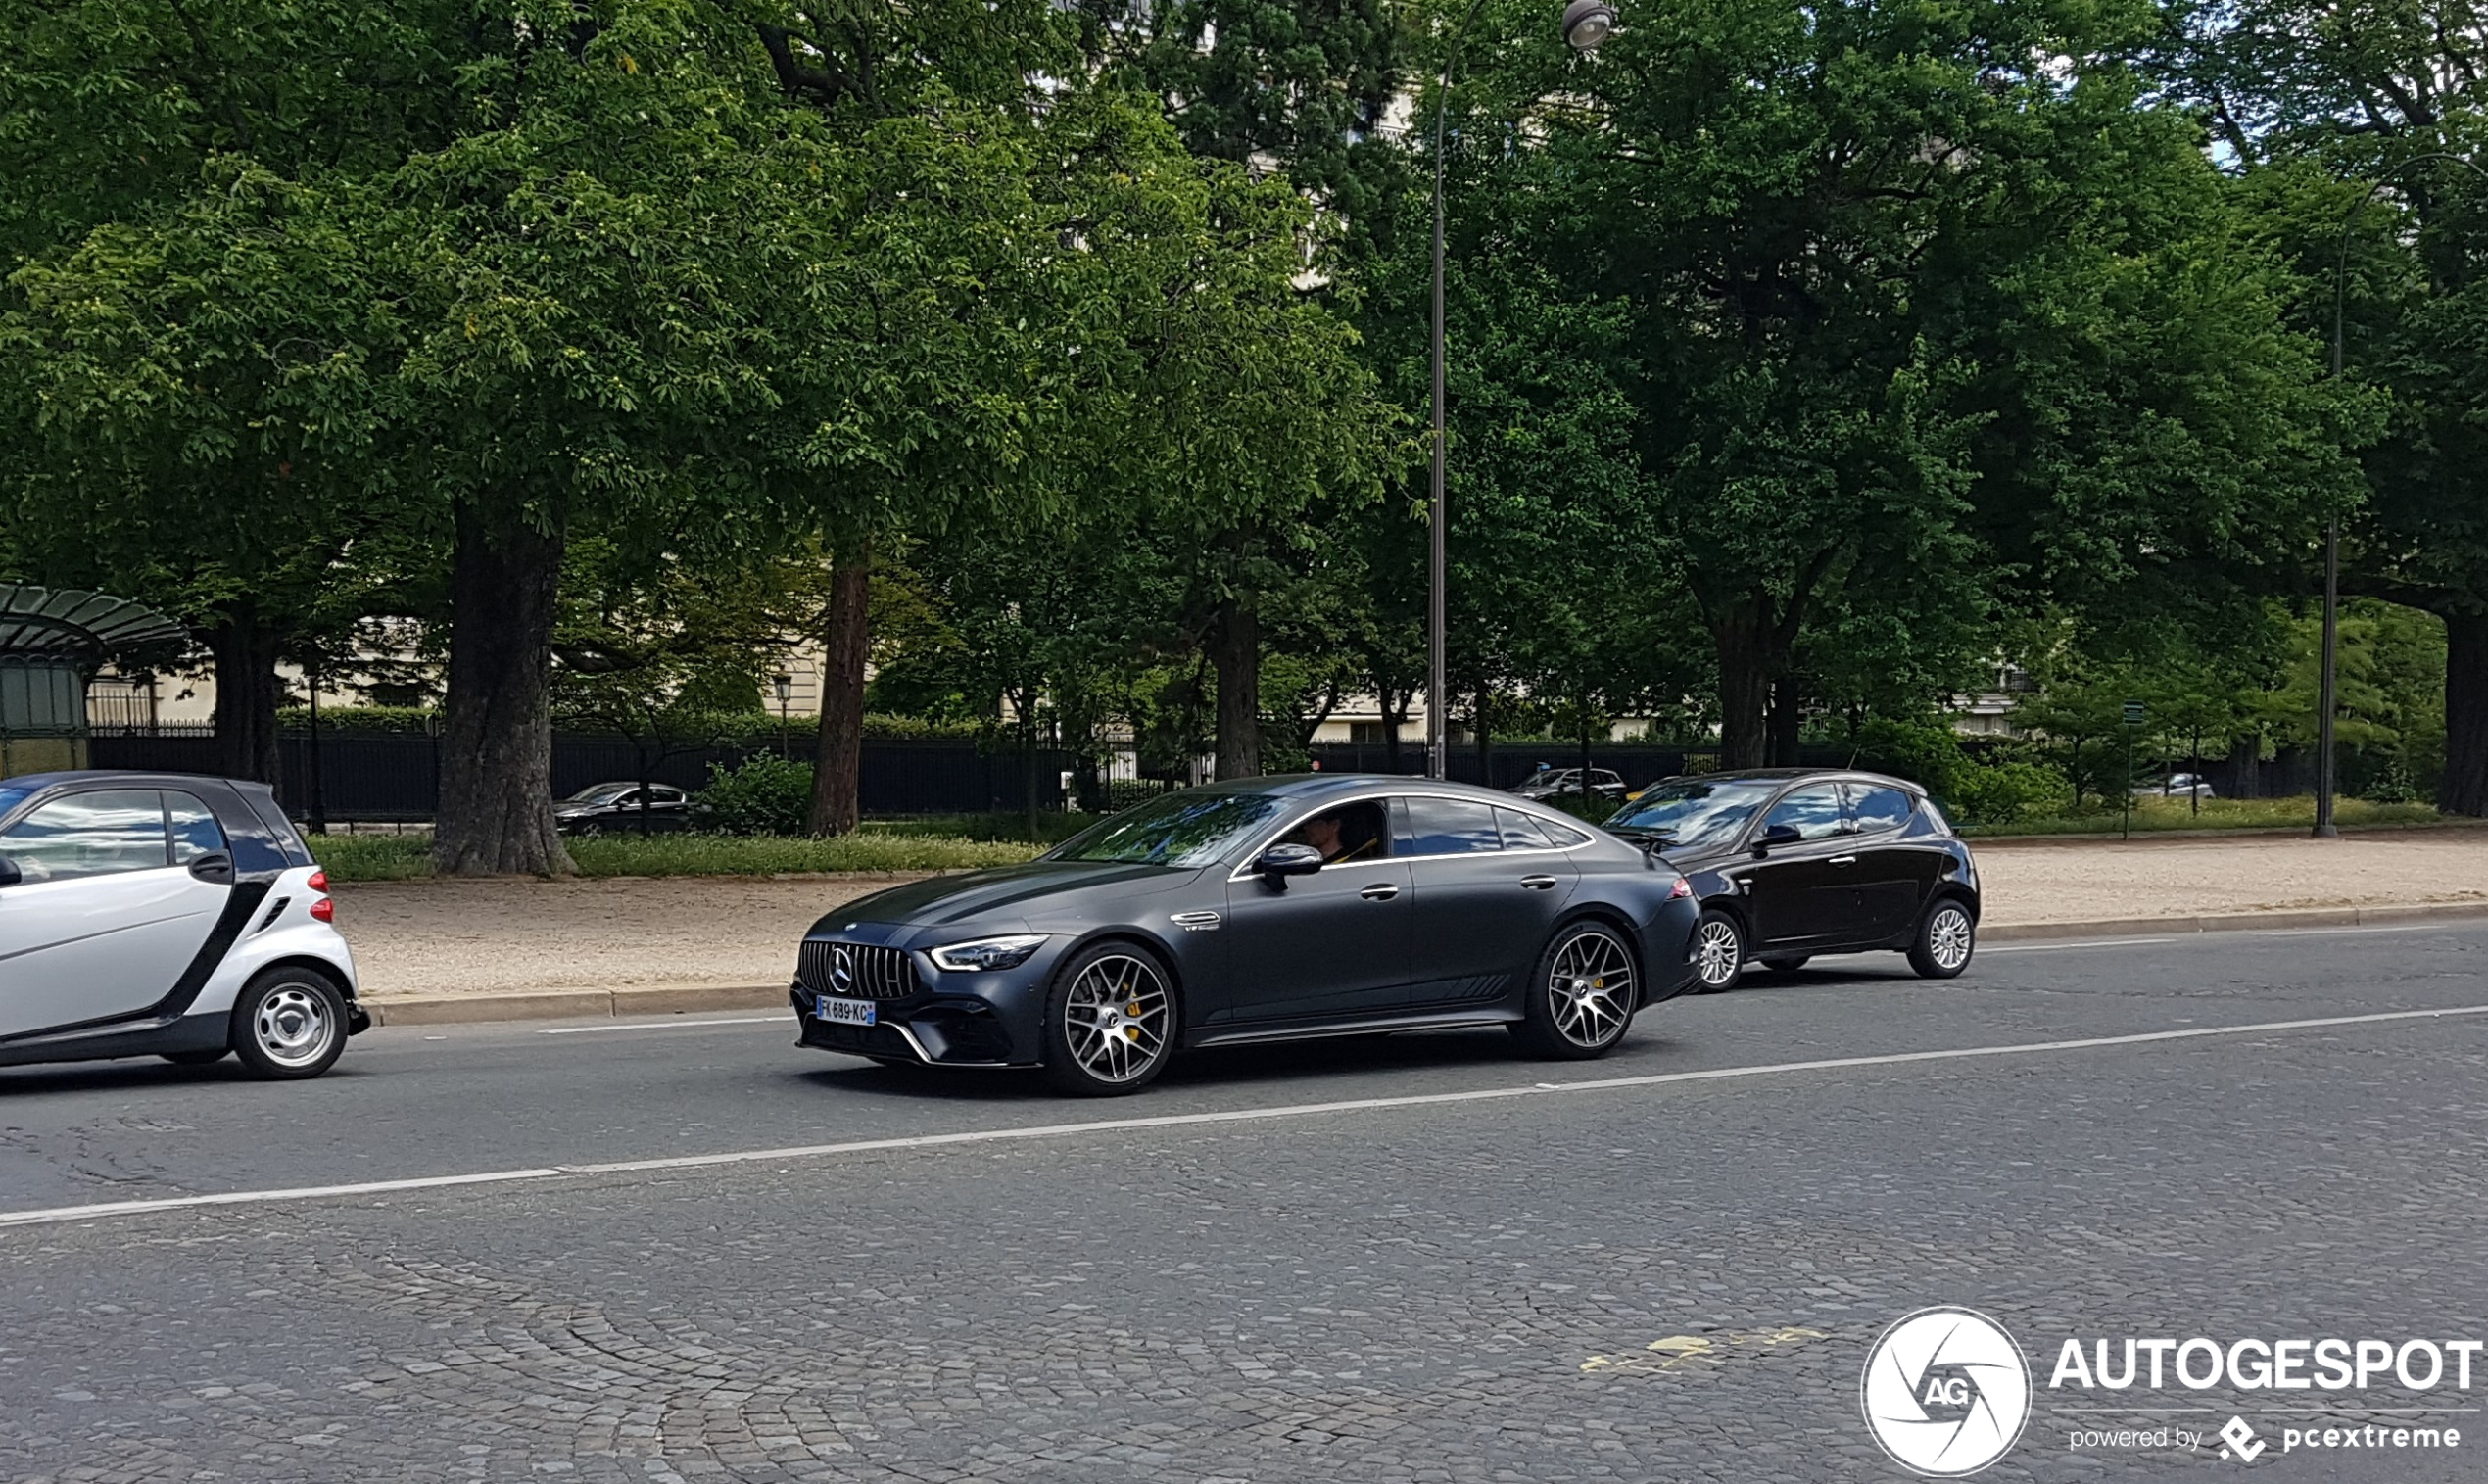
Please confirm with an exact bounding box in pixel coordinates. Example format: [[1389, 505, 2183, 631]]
[[1289, 805, 1384, 864]]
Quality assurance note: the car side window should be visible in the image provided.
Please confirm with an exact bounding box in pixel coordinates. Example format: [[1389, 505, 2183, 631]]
[[165, 791, 227, 864], [1495, 807, 1555, 850], [1845, 785, 1915, 837], [1758, 784, 1844, 842], [0, 790, 172, 884], [1282, 800, 1390, 864], [1398, 796, 1504, 856]]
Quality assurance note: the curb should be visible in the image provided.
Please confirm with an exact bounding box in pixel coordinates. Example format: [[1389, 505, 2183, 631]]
[[359, 901, 2488, 1029], [1981, 900, 2488, 942]]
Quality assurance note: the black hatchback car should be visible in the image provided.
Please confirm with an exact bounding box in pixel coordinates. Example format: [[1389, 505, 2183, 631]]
[[1601, 770, 1980, 992], [788, 775, 1703, 1095]]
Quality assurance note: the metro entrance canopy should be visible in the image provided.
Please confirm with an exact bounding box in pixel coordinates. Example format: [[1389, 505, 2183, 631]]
[[0, 585, 186, 778]]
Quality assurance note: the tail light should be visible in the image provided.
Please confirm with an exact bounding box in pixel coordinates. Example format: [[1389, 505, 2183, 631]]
[[310, 896, 335, 923], [1669, 876, 1694, 899], [308, 868, 328, 892]]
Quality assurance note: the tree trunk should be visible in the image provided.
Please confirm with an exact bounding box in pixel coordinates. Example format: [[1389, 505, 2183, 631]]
[[806, 542, 873, 837], [1711, 608, 1775, 771], [1209, 597, 1260, 780], [1766, 672, 1803, 767], [2442, 610, 2488, 816], [433, 503, 570, 876], [207, 604, 282, 786], [1473, 688, 1493, 787]]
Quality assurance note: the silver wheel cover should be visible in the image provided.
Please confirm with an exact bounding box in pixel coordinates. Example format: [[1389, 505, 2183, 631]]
[[1062, 954, 1172, 1084], [254, 984, 336, 1068], [1694, 918, 1743, 987], [1548, 930, 1636, 1047], [1928, 906, 1974, 971]]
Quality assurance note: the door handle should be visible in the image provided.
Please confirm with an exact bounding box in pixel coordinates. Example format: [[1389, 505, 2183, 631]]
[[1829, 855, 1857, 867], [1360, 884, 1400, 901], [1519, 875, 1558, 890]]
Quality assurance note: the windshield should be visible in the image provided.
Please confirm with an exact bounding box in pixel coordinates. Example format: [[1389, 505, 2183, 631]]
[[1603, 779, 1783, 850], [1047, 791, 1289, 868], [565, 784, 635, 805]]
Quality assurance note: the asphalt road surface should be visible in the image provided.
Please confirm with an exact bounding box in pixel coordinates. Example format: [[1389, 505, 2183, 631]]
[[5, 920, 2487, 1482]]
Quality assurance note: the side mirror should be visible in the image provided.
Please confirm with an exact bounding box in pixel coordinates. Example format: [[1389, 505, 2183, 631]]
[[1255, 842, 1325, 886], [1754, 824, 1802, 854], [0, 855, 18, 887]]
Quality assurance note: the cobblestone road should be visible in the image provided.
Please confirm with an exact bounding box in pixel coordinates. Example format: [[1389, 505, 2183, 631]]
[[5, 923, 2487, 1482]]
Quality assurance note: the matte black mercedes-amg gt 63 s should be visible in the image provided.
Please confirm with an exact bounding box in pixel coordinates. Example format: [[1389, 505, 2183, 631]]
[[789, 776, 1703, 1094], [1600, 769, 1982, 993]]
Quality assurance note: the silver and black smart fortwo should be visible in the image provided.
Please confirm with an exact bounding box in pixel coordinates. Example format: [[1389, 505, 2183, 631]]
[[0, 770, 365, 1079], [789, 775, 1702, 1094]]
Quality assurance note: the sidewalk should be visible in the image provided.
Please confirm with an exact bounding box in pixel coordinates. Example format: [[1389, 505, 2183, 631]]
[[337, 828, 2488, 1023]]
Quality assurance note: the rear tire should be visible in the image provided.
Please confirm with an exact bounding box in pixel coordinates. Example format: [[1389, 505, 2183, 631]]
[[1907, 899, 1977, 980], [1509, 922, 1640, 1060], [1691, 911, 1746, 993], [228, 967, 350, 1080], [1041, 942, 1178, 1096], [160, 1048, 228, 1067]]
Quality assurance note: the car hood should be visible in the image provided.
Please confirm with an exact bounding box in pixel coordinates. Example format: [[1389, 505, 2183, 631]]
[[811, 859, 1204, 936], [1604, 825, 1746, 872]]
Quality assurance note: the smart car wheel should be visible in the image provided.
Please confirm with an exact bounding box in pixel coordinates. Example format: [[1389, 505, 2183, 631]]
[[1042, 943, 1178, 1096], [1691, 910, 1746, 993], [1907, 900, 1976, 980], [1510, 922, 1638, 1060], [229, 967, 349, 1080]]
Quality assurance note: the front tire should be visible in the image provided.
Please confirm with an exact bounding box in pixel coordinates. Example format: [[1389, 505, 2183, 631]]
[[1691, 910, 1746, 993], [1041, 942, 1178, 1096], [1907, 899, 1977, 980], [228, 967, 350, 1080], [1509, 922, 1640, 1060]]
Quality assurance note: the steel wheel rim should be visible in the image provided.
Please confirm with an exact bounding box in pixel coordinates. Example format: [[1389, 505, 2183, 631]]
[[1929, 907, 1973, 971], [254, 985, 334, 1068], [1694, 920, 1742, 987], [1548, 930, 1635, 1047], [1063, 954, 1172, 1084]]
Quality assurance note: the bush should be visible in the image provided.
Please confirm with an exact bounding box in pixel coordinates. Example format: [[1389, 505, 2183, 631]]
[[694, 754, 814, 837], [1945, 760, 2069, 827]]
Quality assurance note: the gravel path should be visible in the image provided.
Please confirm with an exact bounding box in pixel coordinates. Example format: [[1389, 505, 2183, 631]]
[[333, 828, 2488, 998]]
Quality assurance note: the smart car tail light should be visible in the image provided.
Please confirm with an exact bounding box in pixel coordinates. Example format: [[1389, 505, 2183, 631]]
[[308, 869, 328, 892], [310, 896, 335, 923]]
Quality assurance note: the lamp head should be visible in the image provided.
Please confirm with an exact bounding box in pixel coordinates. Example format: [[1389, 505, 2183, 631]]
[[1562, 0, 1616, 49]]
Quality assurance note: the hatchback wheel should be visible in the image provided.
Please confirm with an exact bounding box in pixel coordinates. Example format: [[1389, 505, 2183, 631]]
[[1042, 943, 1178, 1096], [1907, 900, 1977, 980], [1691, 910, 1746, 993], [229, 967, 349, 1080], [1510, 922, 1639, 1059]]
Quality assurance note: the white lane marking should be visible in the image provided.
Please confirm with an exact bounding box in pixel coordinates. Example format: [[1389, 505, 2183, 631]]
[[538, 1017, 790, 1035], [1984, 937, 2179, 953], [8, 1000, 2488, 1229]]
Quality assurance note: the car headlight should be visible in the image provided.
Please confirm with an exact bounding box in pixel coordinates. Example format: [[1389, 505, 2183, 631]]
[[930, 933, 1049, 973]]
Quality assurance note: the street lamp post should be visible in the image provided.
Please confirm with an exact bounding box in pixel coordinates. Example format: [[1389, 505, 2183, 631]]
[[1427, 0, 1615, 780], [2320, 152, 2488, 838]]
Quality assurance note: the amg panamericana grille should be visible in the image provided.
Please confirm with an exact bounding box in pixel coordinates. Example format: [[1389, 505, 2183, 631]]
[[797, 940, 920, 1001]]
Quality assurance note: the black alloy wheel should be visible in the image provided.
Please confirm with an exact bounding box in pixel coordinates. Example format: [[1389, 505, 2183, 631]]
[[1510, 922, 1640, 1059], [1042, 941, 1179, 1096]]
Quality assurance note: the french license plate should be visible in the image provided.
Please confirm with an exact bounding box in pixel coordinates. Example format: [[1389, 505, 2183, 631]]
[[814, 995, 877, 1027]]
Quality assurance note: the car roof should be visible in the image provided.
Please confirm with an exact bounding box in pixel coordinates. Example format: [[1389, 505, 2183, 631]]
[[1647, 767, 1927, 794], [0, 768, 274, 794], [1183, 773, 1534, 806]]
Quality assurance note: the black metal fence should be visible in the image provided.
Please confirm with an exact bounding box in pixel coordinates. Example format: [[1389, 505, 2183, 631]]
[[88, 731, 1074, 822]]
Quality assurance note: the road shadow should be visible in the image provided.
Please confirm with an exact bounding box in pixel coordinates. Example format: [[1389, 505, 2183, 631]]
[[788, 1023, 1692, 1104], [0, 1058, 375, 1097]]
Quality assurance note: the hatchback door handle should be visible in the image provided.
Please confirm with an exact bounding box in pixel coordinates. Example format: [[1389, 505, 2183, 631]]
[[1829, 855, 1857, 867], [1519, 875, 1558, 890], [1360, 884, 1400, 901]]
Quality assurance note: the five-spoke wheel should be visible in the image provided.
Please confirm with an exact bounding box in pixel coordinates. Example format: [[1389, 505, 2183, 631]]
[[1044, 943, 1178, 1095], [1511, 922, 1639, 1059]]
